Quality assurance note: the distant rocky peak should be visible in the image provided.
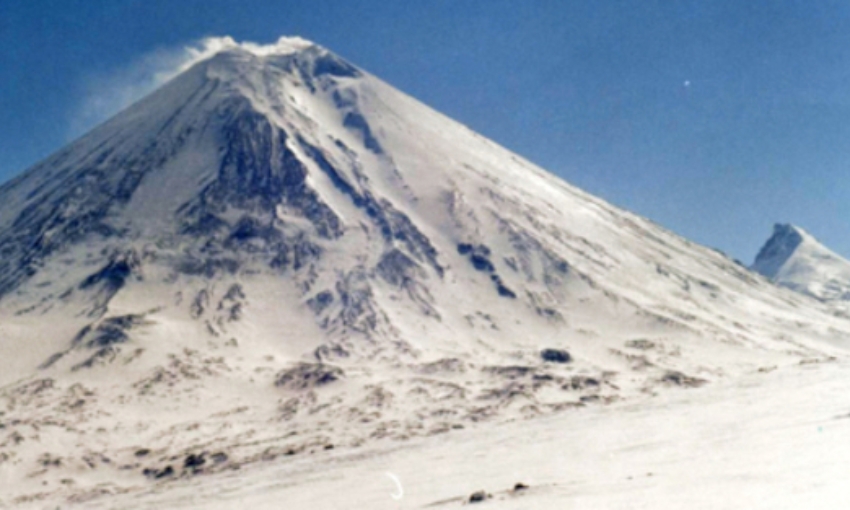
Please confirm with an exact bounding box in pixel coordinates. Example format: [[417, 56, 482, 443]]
[[751, 223, 850, 303], [751, 223, 807, 278]]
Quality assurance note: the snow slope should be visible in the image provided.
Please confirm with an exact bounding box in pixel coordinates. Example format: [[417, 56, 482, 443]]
[[63, 358, 850, 510], [1, 37, 850, 507], [752, 224, 850, 302]]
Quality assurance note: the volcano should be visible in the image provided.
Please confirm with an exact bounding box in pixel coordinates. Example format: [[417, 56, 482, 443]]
[[1, 37, 849, 506]]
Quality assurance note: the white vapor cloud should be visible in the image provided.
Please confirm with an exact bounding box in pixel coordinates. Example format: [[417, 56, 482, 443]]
[[68, 36, 313, 139]]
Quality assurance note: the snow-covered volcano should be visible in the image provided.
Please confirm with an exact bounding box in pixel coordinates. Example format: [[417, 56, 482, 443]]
[[752, 223, 850, 302], [1, 37, 850, 506]]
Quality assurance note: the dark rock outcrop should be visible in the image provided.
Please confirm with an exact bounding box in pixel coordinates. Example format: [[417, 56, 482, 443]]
[[274, 363, 344, 390], [541, 348, 571, 364]]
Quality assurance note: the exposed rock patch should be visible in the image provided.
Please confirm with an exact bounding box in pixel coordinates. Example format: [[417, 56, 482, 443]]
[[275, 363, 344, 391]]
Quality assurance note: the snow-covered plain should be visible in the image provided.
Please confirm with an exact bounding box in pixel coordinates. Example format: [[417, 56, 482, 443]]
[[35, 359, 850, 510], [2, 37, 850, 508]]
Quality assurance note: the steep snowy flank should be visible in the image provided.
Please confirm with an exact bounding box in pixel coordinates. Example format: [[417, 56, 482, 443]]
[[752, 223, 850, 301], [2, 37, 850, 506]]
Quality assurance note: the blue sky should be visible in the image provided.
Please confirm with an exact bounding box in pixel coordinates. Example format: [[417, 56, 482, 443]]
[[2, 0, 849, 262]]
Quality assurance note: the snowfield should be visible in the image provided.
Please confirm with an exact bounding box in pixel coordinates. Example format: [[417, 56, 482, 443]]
[[19, 359, 847, 510]]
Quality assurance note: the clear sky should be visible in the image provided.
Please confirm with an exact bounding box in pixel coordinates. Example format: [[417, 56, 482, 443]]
[[2, 0, 849, 263]]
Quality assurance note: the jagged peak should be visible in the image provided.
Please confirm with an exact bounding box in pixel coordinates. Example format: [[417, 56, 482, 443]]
[[751, 223, 850, 301], [751, 223, 810, 278], [771, 223, 807, 238]]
